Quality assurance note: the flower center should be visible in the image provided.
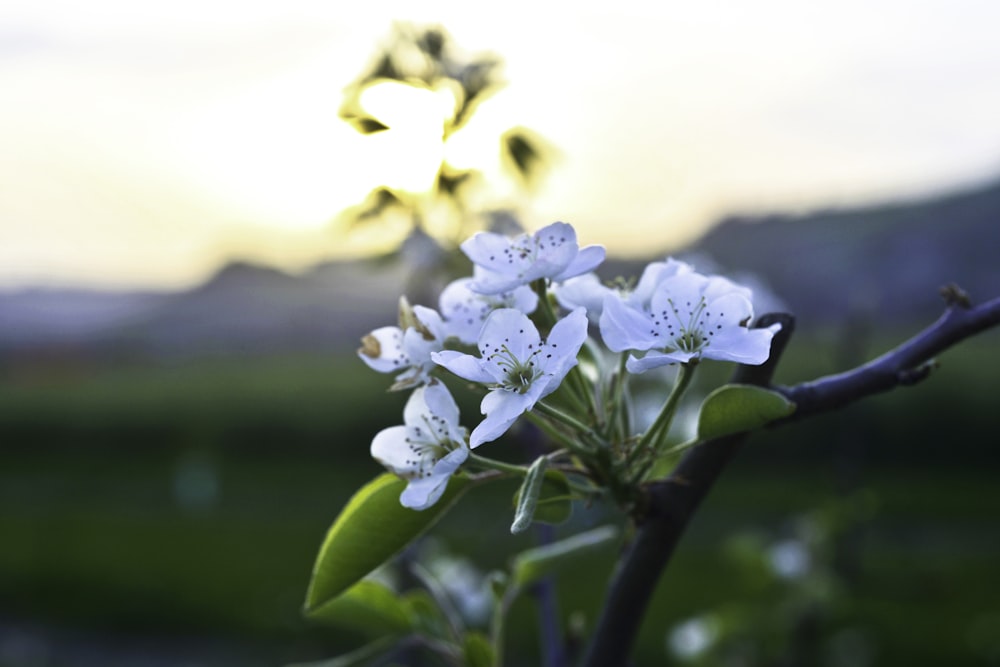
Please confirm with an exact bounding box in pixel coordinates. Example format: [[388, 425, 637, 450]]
[[660, 295, 713, 354], [403, 415, 459, 478], [488, 344, 541, 394]]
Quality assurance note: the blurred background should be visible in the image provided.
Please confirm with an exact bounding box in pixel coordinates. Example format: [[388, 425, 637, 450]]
[[2, 2, 999, 665]]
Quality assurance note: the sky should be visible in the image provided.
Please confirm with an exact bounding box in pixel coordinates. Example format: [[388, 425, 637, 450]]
[[2, 1, 1000, 289]]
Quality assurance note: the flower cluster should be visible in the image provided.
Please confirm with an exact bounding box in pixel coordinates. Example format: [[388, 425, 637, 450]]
[[358, 221, 781, 509]]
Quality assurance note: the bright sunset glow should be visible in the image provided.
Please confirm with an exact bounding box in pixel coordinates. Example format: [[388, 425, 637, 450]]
[[2, 1, 1000, 288]]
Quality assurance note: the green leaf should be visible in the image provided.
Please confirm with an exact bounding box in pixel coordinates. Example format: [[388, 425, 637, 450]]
[[511, 469, 572, 529], [305, 579, 413, 637], [510, 456, 548, 534], [512, 525, 619, 588], [284, 636, 398, 667], [693, 384, 795, 442], [304, 473, 472, 614], [462, 631, 496, 667], [403, 589, 452, 639]]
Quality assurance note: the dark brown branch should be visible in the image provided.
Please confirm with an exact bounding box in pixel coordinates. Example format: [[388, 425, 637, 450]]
[[777, 294, 1000, 420], [581, 292, 1000, 666], [581, 313, 796, 667]]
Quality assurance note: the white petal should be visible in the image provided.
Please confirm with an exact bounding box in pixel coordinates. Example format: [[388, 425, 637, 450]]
[[478, 309, 540, 363], [702, 293, 755, 332], [470, 390, 533, 447], [399, 446, 468, 510], [541, 307, 589, 377], [554, 244, 606, 282], [370, 425, 414, 474], [467, 268, 525, 295], [412, 305, 448, 340], [599, 296, 657, 352], [625, 350, 691, 373], [507, 284, 540, 314], [439, 278, 488, 344], [402, 385, 432, 427], [703, 275, 753, 303], [422, 381, 461, 429], [432, 350, 495, 384], [554, 273, 613, 315], [630, 258, 692, 306], [703, 323, 781, 365], [461, 231, 526, 276], [357, 326, 408, 373], [652, 273, 712, 318], [402, 327, 441, 381], [532, 221, 579, 277]]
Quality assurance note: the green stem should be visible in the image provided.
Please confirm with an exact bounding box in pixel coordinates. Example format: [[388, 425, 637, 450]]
[[468, 453, 528, 476], [566, 364, 598, 421], [525, 412, 585, 453], [535, 401, 603, 451], [491, 584, 518, 667], [634, 363, 697, 459], [534, 278, 599, 420], [532, 279, 559, 328], [604, 353, 630, 441]]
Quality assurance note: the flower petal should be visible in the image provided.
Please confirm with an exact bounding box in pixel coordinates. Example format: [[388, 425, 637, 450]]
[[370, 425, 413, 473], [432, 350, 495, 384], [462, 221, 595, 293], [532, 221, 580, 276], [630, 258, 692, 307], [439, 278, 488, 344], [553, 272, 614, 315], [703, 275, 753, 303], [625, 350, 692, 373], [540, 307, 588, 378], [439, 277, 539, 344], [399, 446, 469, 510], [599, 295, 657, 352], [466, 268, 524, 295], [357, 326, 408, 373], [470, 390, 534, 448], [554, 243, 606, 282], [478, 308, 540, 364], [703, 322, 781, 365], [422, 381, 463, 437], [461, 231, 526, 276]]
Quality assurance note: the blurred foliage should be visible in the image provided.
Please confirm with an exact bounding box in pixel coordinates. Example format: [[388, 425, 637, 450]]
[[334, 22, 556, 287], [1, 334, 998, 664]]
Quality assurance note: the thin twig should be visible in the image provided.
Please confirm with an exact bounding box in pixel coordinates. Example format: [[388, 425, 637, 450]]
[[776, 294, 1000, 419]]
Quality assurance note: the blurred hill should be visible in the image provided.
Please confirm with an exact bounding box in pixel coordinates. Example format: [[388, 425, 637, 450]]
[[0, 259, 406, 360], [688, 177, 1000, 327], [2, 177, 998, 360]]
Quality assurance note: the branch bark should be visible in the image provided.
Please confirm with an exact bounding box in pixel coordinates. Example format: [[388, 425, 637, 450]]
[[581, 292, 1000, 666], [777, 294, 1000, 420]]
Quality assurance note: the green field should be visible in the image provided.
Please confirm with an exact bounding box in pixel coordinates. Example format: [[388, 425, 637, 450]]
[[1, 336, 998, 665]]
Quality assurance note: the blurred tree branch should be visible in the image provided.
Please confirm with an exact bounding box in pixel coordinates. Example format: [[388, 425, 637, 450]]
[[335, 23, 554, 247]]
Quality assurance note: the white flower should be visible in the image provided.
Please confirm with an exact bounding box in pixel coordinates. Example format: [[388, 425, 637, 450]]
[[358, 302, 448, 390], [461, 221, 606, 294], [600, 270, 780, 372], [628, 258, 698, 308], [432, 307, 589, 447], [553, 258, 694, 319], [438, 271, 539, 345], [552, 273, 615, 318], [370, 382, 469, 510]]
